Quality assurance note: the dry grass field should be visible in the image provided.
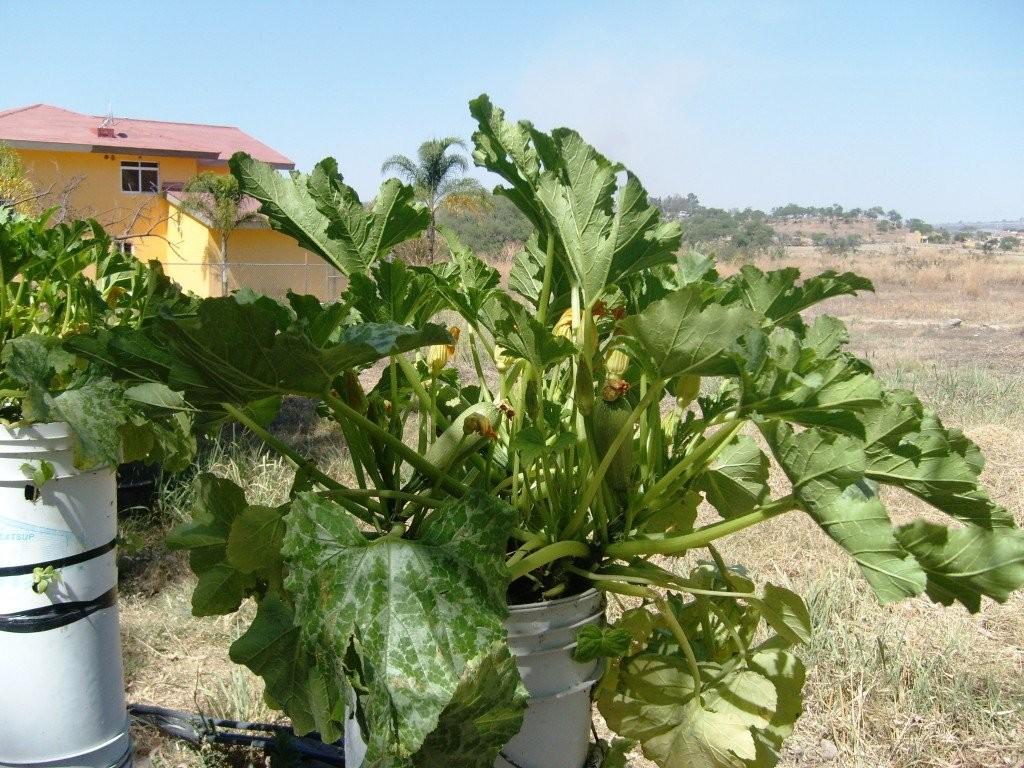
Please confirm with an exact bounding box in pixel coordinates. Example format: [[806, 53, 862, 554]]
[[121, 242, 1024, 768]]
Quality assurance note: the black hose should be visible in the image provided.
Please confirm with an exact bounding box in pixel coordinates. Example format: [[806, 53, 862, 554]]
[[127, 703, 345, 766]]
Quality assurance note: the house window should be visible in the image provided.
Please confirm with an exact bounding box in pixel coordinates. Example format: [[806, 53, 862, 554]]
[[121, 161, 159, 193]]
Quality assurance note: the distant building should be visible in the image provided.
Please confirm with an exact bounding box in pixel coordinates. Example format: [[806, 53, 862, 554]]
[[0, 103, 338, 299]]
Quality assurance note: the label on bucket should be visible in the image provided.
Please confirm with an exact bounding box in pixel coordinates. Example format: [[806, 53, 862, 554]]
[[0, 515, 75, 560]]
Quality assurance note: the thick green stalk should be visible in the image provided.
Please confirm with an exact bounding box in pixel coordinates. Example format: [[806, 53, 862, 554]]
[[563, 381, 664, 539], [606, 495, 798, 558], [656, 597, 703, 687], [222, 403, 380, 526], [507, 539, 591, 580], [537, 231, 557, 325], [223, 403, 344, 492], [323, 488, 444, 508], [323, 392, 468, 497], [641, 418, 743, 509]]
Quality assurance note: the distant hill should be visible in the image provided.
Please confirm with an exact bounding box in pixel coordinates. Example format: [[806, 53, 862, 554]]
[[939, 219, 1024, 233]]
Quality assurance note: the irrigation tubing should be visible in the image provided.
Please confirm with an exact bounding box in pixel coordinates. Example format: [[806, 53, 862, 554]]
[[127, 704, 345, 766]]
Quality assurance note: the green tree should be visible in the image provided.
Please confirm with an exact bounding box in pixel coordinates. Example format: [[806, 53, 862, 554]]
[[381, 137, 486, 262], [999, 235, 1021, 251], [181, 172, 260, 296], [0, 144, 35, 213], [437, 193, 532, 255], [906, 218, 933, 235]]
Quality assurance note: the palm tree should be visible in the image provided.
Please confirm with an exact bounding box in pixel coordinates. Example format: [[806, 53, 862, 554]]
[[181, 172, 260, 296], [381, 137, 487, 262]]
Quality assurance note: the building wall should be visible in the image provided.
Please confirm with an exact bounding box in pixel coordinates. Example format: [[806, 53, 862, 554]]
[[163, 202, 218, 296], [224, 228, 339, 301], [165, 201, 340, 300], [13, 147, 341, 300], [15, 148, 201, 265]]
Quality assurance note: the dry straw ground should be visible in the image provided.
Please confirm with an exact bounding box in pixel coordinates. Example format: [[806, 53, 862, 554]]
[[121, 242, 1024, 768]]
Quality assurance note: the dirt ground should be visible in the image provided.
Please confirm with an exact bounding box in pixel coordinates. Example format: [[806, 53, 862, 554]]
[[120, 242, 1024, 768]]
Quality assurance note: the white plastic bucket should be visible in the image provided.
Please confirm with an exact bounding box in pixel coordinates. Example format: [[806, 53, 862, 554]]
[[497, 589, 603, 768], [344, 588, 603, 768], [0, 423, 132, 768]]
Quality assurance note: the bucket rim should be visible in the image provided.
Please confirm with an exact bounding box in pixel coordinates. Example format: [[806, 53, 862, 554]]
[[0, 421, 73, 441], [506, 587, 602, 615], [505, 609, 604, 641]]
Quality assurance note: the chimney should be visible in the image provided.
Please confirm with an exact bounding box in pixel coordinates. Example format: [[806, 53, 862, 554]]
[[97, 112, 116, 138]]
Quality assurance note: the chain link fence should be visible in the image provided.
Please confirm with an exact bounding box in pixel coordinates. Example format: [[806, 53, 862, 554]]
[[163, 262, 344, 302]]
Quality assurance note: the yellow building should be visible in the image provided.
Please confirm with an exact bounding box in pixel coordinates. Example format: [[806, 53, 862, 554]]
[[0, 103, 339, 300]]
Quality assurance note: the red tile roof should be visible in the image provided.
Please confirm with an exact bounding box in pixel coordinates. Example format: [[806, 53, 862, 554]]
[[0, 104, 293, 169]]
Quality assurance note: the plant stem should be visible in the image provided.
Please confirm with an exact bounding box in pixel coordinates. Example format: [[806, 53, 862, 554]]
[[222, 403, 343, 493], [656, 597, 703, 687], [641, 418, 743, 509], [605, 494, 798, 558], [323, 392, 468, 497], [537, 230, 556, 325], [323, 488, 443, 508], [563, 381, 663, 539], [507, 539, 591, 580]]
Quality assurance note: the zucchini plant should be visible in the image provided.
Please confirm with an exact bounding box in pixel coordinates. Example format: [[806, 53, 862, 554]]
[[75, 98, 1024, 768], [0, 207, 196, 471]]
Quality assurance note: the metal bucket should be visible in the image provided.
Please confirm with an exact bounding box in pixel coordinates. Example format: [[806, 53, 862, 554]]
[[0, 423, 132, 768], [345, 588, 603, 768]]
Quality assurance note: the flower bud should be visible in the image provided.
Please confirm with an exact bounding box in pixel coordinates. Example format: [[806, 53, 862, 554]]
[[495, 345, 513, 373], [673, 374, 701, 407], [463, 414, 496, 440], [427, 326, 461, 375], [605, 348, 629, 378], [553, 308, 575, 340]]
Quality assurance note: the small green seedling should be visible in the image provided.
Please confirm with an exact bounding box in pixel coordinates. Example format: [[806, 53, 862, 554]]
[[20, 460, 56, 502], [32, 565, 60, 594]]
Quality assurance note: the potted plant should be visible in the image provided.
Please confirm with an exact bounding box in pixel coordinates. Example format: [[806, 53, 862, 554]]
[[77, 98, 1024, 768], [0, 208, 195, 768]]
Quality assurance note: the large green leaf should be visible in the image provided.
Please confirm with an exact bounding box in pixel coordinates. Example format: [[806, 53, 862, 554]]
[[621, 286, 755, 378], [470, 97, 679, 309], [746, 650, 806, 767], [345, 257, 446, 327], [229, 592, 344, 742], [862, 391, 1015, 528], [534, 129, 621, 305], [737, 328, 881, 435], [412, 641, 528, 768], [609, 173, 682, 285], [283, 491, 524, 765], [70, 297, 450, 421], [761, 421, 926, 603], [599, 654, 777, 768], [426, 226, 503, 333], [726, 265, 872, 324], [493, 295, 574, 371], [696, 435, 770, 518], [166, 474, 261, 616], [895, 521, 1024, 612], [469, 95, 548, 234], [230, 154, 428, 275], [2, 334, 129, 469], [229, 154, 348, 271]]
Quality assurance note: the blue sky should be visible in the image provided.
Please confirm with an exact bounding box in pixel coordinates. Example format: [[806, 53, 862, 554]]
[[4, 1, 1022, 222]]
